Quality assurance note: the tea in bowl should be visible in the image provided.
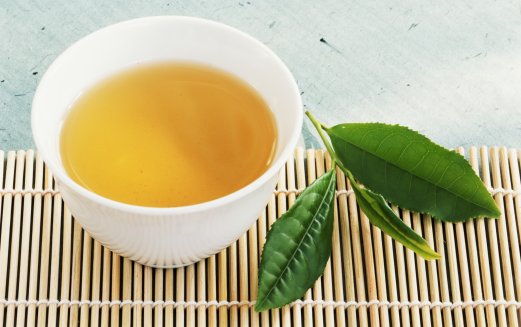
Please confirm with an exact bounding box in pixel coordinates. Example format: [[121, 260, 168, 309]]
[[32, 16, 302, 267]]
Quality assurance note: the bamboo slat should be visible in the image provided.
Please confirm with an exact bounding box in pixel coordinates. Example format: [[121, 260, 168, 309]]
[[0, 147, 520, 326]]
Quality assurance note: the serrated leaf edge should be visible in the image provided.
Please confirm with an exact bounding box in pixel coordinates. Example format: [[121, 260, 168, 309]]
[[255, 169, 336, 311], [328, 123, 501, 222], [350, 179, 440, 259]]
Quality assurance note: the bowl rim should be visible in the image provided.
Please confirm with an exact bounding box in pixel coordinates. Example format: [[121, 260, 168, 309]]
[[31, 15, 303, 215]]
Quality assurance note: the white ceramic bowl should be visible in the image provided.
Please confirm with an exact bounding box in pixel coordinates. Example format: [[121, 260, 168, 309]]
[[31, 16, 302, 267]]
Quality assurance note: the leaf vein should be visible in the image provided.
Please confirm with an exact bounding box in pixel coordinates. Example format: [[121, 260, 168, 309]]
[[335, 137, 493, 212], [257, 172, 335, 308]]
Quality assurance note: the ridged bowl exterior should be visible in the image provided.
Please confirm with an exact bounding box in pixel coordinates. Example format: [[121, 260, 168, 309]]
[[56, 174, 278, 267]]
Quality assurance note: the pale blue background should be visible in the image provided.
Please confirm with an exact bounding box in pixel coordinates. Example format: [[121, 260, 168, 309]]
[[1, 0, 520, 150]]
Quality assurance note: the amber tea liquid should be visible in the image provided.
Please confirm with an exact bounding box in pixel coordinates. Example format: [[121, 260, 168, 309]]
[[60, 62, 277, 207]]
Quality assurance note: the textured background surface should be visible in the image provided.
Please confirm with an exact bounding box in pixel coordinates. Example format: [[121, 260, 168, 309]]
[[1, 0, 520, 150]]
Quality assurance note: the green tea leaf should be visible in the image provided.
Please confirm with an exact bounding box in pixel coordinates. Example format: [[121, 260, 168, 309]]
[[255, 169, 336, 312], [347, 173, 440, 259], [327, 123, 500, 222]]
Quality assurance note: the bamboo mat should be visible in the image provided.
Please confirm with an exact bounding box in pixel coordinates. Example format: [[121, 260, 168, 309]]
[[0, 147, 521, 326]]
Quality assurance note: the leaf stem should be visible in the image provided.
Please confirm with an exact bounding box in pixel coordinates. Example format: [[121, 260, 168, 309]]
[[305, 111, 337, 162]]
